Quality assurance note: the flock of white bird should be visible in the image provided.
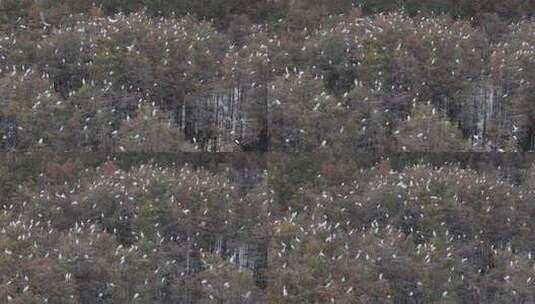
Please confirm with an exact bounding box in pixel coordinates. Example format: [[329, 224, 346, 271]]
[[1, 8, 535, 303], [0, 11, 533, 152]]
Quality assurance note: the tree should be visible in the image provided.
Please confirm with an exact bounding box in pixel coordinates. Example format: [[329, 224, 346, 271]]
[[395, 103, 468, 151], [116, 104, 196, 152]]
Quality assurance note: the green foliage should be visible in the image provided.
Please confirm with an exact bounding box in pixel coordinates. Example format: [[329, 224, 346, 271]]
[[396, 103, 468, 151], [116, 104, 195, 152]]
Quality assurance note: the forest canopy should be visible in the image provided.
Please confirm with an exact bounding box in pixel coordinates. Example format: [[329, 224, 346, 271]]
[[1, 1, 535, 304], [2, 154, 535, 303], [0, 1, 534, 152]]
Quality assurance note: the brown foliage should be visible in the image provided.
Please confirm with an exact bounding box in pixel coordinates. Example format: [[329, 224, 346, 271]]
[[45, 162, 77, 185]]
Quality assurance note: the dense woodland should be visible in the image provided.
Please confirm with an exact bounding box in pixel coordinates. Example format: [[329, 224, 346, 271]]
[[2, 154, 535, 303], [1, 1, 535, 304], [0, 0, 534, 152]]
